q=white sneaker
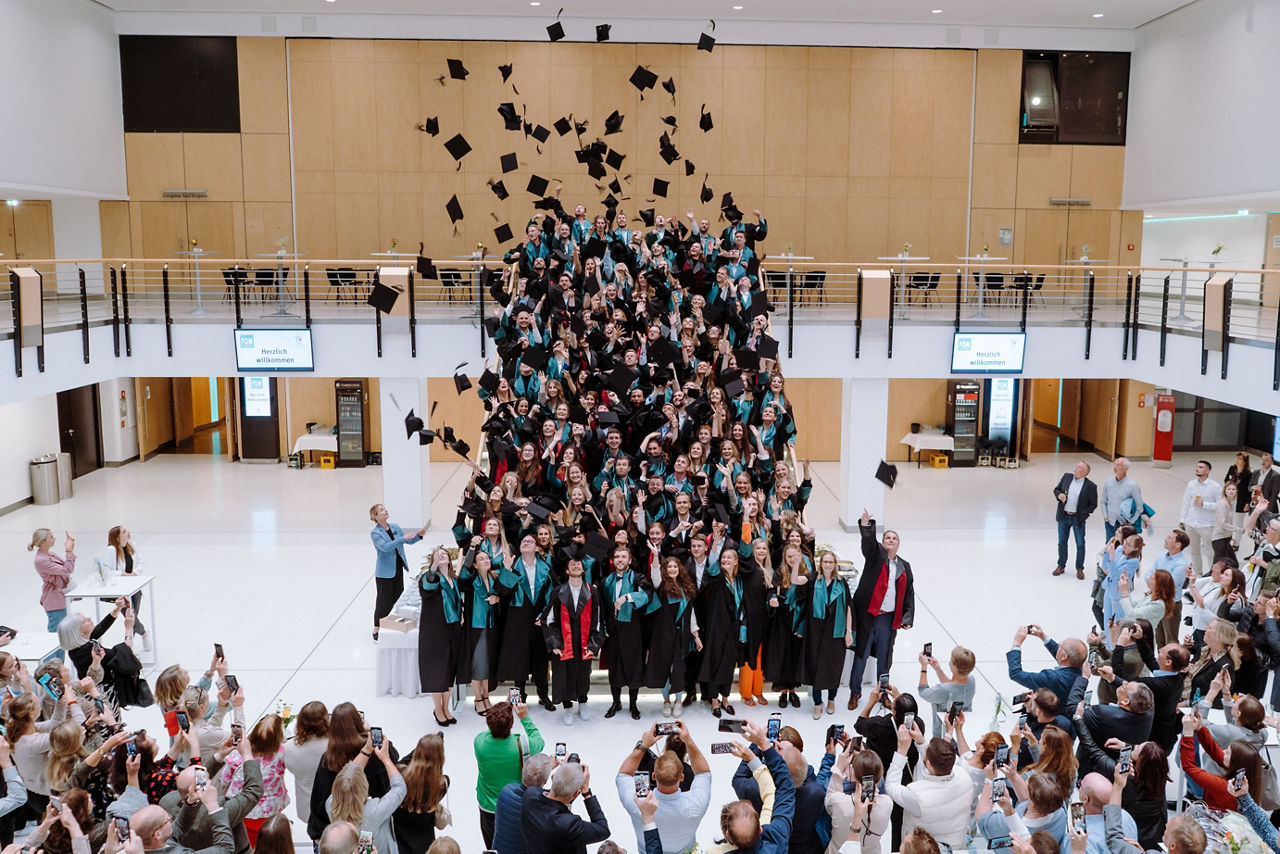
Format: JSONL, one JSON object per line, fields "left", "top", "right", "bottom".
{"left": 563, "top": 709, "right": 575, "bottom": 726}
{"left": 662, "top": 702, "right": 673, "bottom": 717}
{"left": 672, "top": 701, "right": 683, "bottom": 718}
{"left": 578, "top": 703, "right": 590, "bottom": 721}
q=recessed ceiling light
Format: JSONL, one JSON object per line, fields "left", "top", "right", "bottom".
{"left": 1092, "top": 12, "right": 1104, "bottom": 17}
{"left": 732, "top": 4, "right": 743, "bottom": 9}
{"left": 1238, "top": 209, "right": 1250, "bottom": 215}
{"left": 1030, "top": 96, "right": 1041, "bottom": 106}
{"left": 932, "top": 8, "right": 943, "bottom": 13}
{"left": 530, "top": 1, "right": 540, "bottom": 4}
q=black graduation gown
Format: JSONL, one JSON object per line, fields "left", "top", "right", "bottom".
{"left": 762, "top": 583, "right": 804, "bottom": 687}
{"left": 739, "top": 560, "right": 768, "bottom": 665}
{"left": 697, "top": 568, "right": 746, "bottom": 690}
{"left": 418, "top": 570, "right": 467, "bottom": 693}
{"left": 643, "top": 591, "right": 696, "bottom": 690}
{"left": 797, "top": 575, "right": 853, "bottom": 692}
{"left": 541, "top": 582, "right": 602, "bottom": 704}
{"left": 493, "top": 558, "right": 554, "bottom": 684}
{"left": 597, "top": 570, "right": 648, "bottom": 689}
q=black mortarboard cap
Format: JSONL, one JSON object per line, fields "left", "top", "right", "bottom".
{"left": 587, "top": 328, "right": 608, "bottom": 349}
{"left": 526, "top": 174, "right": 549, "bottom": 197}
{"left": 416, "top": 255, "right": 437, "bottom": 278}
{"left": 608, "top": 178, "right": 622, "bottom": 195}
{"left": 698, "top": 32, "right": 715, "bottom": 52}
{"left": 701, "top": 302, "right": 726, "bottom": 325}
{"left": 453, "top": 362, "right": 472, "bottom": 394}
{"left": 522, "top": 120, "right": 534, "bottom": 138}
{"left": 597, "top": 409, "right": 620, "bottom": 426}
{"left": 489, "top": 179, "right": 509, "bottom": 201}
{"left": 448, "top": 438, "right": 471, "bottom": 458}
{"left": 604, "top": 110, "right": 625, "bottom": 136}
{"left": 531, "top": 124, "right": 550, "bottom": 143}
{"left": 700, "top": 182, "right": 714, "bottom": 204}
{"left": 875, "top": 460, "right": 899, "bottom": 489}
{"left": 584, "top": 532, "right": 612, "bottom": 561}
{"left": 498, "top": 103, "right": 522, "bottom": 131}
{"left": 596, "top": 23, "right": 611, "bottom": 41}
{"left": 553, "top": 118, "right": 572, "bottom": 138}
{"left": 734, "top": 348, "right": 760, "bottom": 372}
{"left": 368, "top": 281, "right": 399, "bottom": 314}
{"left": 639, "top": 208, "right": 655, "bottom": 227}
{"left": 608, "top": 366, "right": 637, "bottom": 396}
{"left": 758, "top": 335, "right": 780, "bottom": 361}
{"left": 547, "top": 20, "right": 565, "bottom": 41}
{"left": 522, "top": 345, "right": 549, "bottom": 370}
{"left": 494, "top": 223, "right": 514, "bottom": 244}
{"left": 659, "top": 134, "right": 680, "bottom": 165}
{"left": 653, "top": 178, "right": 669, "bottom": 198}
{"left": 661, "top": 115, "right": 678, "bottom": 128}
{"left": 721, "top": 369, "right": 745, "bottom": 399}
{"left": 534, "top": 196, "right": 561, "bottom": 211}
{"left": 584, "top": 237, "right": 606, "bottom": 259}
{"left": 587, "top": 159, "right": 607, "bottom": 179}
{"left": 479, "top": 369, "right": 500, "bottom": 394}
{"left": 649, "top": 338, "right": 680, "bottom": 367}
{"left": 662, "top": 77, "right": 676, "bottom": 97}
{"left": 721, "top": 192, "right": 735, "bottom": 210}
{"left": 447, "top": 58, "right": 469, "bottom": 80}
{"left": 443, "top": 133, "right": 471, "bottom": 161}
{"left": 418, "top": 429, "right": 436, "bottom": 446}
{"left": 685, "top": 160, "right": 696, "bottom": 176}
{"left": 403, "top": 409, "right": 424, "bottom": 439}
{"left": 525, "top": 501, "right": 551, "bottom": 521}
{"left": 723, "top": 203, "right": 744, "bottom": 222}
{"left": 445, "top": 195, "right": 463, "bottom": 223}
{"left": 500, "top": 152, "right": 518, "bottom": 173}
{"left": 499, "top": 63, "right": 513, "bottom": 82}
{"left": 423, "top": 116, "right": 439, "bottom": 136}
{"left": 711, "top": 502, "right": 730, "bottom": 525}
{"left": 482, "top": 316, "right": 503, "bottom": 337}
{"left": 605, "top": 148, "right": 625, "bottom": 170}
{"left": 630, "top": 65, "right": 658, "bottom": 92}
{"left": 700, "top": 106, "right": 714, "bottom": 132}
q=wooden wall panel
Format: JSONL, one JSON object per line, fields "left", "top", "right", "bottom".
{"left": 1118, "top": 210, "right": 1144, "bottom": 270}
{"left": 973, "top": 49, "right": 1021, "bottom": 145}
{"left": 99, "top": 201, "right": 132, "bottom": 258}
{"left": 784, "top": 378, "right": 842, "bottom": 461}
{"left": 1116, "top": 379, "right": 1154, "bottom": 459}
{"left": 135, "top": 377, "right": 175, "bottom": 457}
{"left": 182, "top": 134, "right": 244, "bottom": 201}
{"left": 1031, "top": 378, "right": 1060, "bottom": 426}
{"left": 1069, "top": 145, "right": 1125, "bottom": 211}
{"left": 284, "top": 376, "right": 336, "bottom": 452}
{"left": 241, "top": 134, "right": 292, "bottom": 203}
{"left": 185, "top": 202, "right": 240, "bottom": 262}
{"left": 136, "top": 202, "right": 188, "bottom": 259}
{"left": 0, "top": 208, "right": 14, "bottom": 260}
{"left": 884, "top": 378, "right": 949, "bottom": 461}
{"left": 243, "top": 202, "right": 293, "bottom": 256}
{"left": 237, "top": 37, "right": 289, "bottom": 134}
{"left": 190, "top": 377, "right": 214, "bottom": 429}
{"left": 12, "top": 202, "right": 54, "bottom": 260}
{"left": 125, "top": 133, "right": 185, "bottom": 199}
{"left": 290, "top": 61, "right": 336, "bottom": 173}
{"left": 428, "top": 377, "right": 486, "bottom": 462}
{"left": 1015, "top": 145, "right": 1072, "bottom": 210}
{"left": 1021, "top": 208, "right": 1068, "bottom": 265}
{"left": 930, "top": 51, "right": 974, "bottom": 179}
{"left": 171, "top": 377, "right": 194, "bottom": 443}
{"left": 970, "top": 143, "right": 1017, "bottom": 209}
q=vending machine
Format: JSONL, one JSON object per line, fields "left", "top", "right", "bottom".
{"left": 334, "top": 379, "right": 367, "bottom": 468}
{"left": 946, "top": 380, "right": 982, "bottom": 467}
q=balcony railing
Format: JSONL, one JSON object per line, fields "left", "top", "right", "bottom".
{"left": 4, "top": 255, "right": 1278, "bottom": 385}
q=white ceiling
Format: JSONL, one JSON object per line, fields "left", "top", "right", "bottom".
{"left": 99, "top": 0, "right": 1197, "bottom": 31}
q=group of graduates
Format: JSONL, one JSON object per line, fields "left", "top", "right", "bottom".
{"left": 411, "top": 196, "right": 879, "bottom": 725}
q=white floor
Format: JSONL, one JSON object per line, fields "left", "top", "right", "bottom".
{"left": 0, "top": 447, "right": 1238, "bottom": 851}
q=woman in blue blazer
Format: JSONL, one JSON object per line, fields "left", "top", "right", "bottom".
{"left": 370, "top": 504, "right": 425, "bottom": 641}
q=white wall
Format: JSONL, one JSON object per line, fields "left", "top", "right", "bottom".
{"left": 0, "top": 395, "right": 61, "bottom": 511}
{"left": 97, "top": 378, "right": 139, "bottom": 465}
{"left": 52, "top": 199, "right": 106, "bottom": 294}
{"left": 0, "top": 0, "right": 127, "bottom": 200}
{"left": 1124, "top": 0, "right": 1280, "bottom": 211}
{"left": 1140, "top": 213, "right": 1269, "bottom": 300}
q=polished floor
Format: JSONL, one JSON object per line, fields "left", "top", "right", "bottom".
{"left": 0, "top": 448, "right": 1238, "bottom": 850}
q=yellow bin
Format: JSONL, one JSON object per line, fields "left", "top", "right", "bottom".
{"left": 928, "top": 452, "right": 950, "bottom": 469}
{"left": 319, "top": 454, "right": 336, "bottom": 469}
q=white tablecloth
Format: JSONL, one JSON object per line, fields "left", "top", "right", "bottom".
{"left": 375, "top": 628, "right": 423, "bottom": 697}
{"left": 292, "top": 434, "right": 337, "bottom": 455}
{"left": 900, "top": 432, "right": 955, "bottom": 452}
{"left": 4, "top": 631, "right": 61, "bottom": 663}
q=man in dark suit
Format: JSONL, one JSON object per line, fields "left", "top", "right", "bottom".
{"left": 1007, "top": 625, "right": 1086, "bottom": 712}
{"left": 1054, "top": 460, "right": 1099, "bottom": 579}
{"left": 1075, "top": 681, "right": 1155, "bottom": 778}
{"left": 1252, "top": 453, "right": 1280, "bottom": 514}
{"left": 521, "top": 760, "right": 611, "bottom": 854}
{"left": 1098, "top": 642, "right": 1189, "bottom": 753}
{"left": 848, "top": 509, "right": 915, "bottom": 710}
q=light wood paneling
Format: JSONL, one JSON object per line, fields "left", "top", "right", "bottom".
{"left": 241, "top": 134, "right": 292, "bottom": 203}
{"left": 1116, "top": 379, "right": 1154, "bottom": 459}
{"left": 99, "top": 201, "right": 132, "bottom": 258}
{"left": 1069, "top": 145, "right": 1125, "bottom": 211}
{"left": 1118, "top": 210, "right": 1144, "bottom": 271}
{"left": 884, "top": 378, "right": 949, "bottom": 461}
{"left": 969, "top": 208, "right": 1016, "bottom": 259}
{"left": 1021, "top": 208, "right": 1068, "bottom": 265}
{"left": 1079, "top": 378, "right": 1119, "bottom": 458}
{"left": 183, "top": 134, "right": 244, "bottom": 202}
{"left": 125, "top": 133, "right": 185, "bottom": 199}
{"left": 185, "top": 203, "right": 240, "bottom": 263}
{"left": 1265, "top": 214, "right": 1280, "bottom": 309}
{"left": 12, "top": 201, "right": 54, "bottom": 260}
{"left": 237, "top": 37, "right": 289, "bottom": 134}
{"left": 1031, "top": 378, "right": 1060, "bottom": 426}
{"left": 137, "top": 202, "right": 189, "bottom": 258}
{"left": 243, "top": 202, "right": 293, "bottom": 256}
{"left": 190, "top": 377, "right": 215, "bottom": 430}
{"left": 284, "top": 377, "right": 337, "bottom": 452}
{"left": 428, "top": 377, "right": 486, "bottom": 462}
{"left": 135, "top": 378, "right": 175, "bottom": 458}
{"left": 171, "top": 378, "right": 194, "bottom": 443}
{"left": 783, "top": 378, "right": 842, "bottom": 462}
{"left": 970, "top": 143, "right": 1018, "bottom": 209}
{"left": 1015, "top": 145, "right": 1072, "bottom": 210}
{"left": 0, "top": 208, "right": 15, "bottom": 260}
{"left": 1060, "top": 378, "right": 1081, "bottom": 441}
{"left": 973, "top": 49, "right": 1021, "bottom": 145}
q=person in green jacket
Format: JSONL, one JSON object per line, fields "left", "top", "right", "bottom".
{"left": 473, "top": 700, "right": 543, "bottom": 848}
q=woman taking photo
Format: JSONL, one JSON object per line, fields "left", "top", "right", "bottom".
{"left": 1100, "top": 533, "right": 1143, "bottom": 643}
{"left": 327, "top": 735, "right": 406, "bottom": 854}
{"left": 418, "top": 547, "right": 465, "bottom": 727}
{"left": 1179, "top": 706, "right": 1261, "bottom": 810}
{"left": 91, "top": 526, "right": 149, "bottom": 650}
{"left": 31, "top": 529, "right": 76, "bottom": 632}
{"left": 370, "top": 505, "right": 425, "bottom": 642}
{"left": 217, "top": 714, "right": 290, "bottom": 846}
{"left": 8, "top": 668, "right": 84, "bottom": 817}
{"left": 798, "top": 551, "right": 854, "bottom": 718}
{"left": 643, "top": 557, "right": 702, "bottom": 717}
{"left": 459, "top": 544, "right": 501, "bottom": 716}
{"left": 1116, "top": 569, "right": 1175, "bottom": 645}
{"left": 1187, "top": 618, "right": 1239, "bottom": 709}
{"left": 307, "top": 702, "right": 398, "bottom": 841}
{"left": 283, "top": 700, "right": 329, "bottom": 825}
{"left": 393, "top": 733, "right": 449, "bottom": 854}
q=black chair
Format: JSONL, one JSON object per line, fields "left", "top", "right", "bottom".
{"left": 1031, "top": 273, "right": 1046, "bottom": 307}
{"left": 924, "top": 271, "right": 941, "bottom": 306}
{"left": 908, "top": 272, "right": 931, "bottom": 305}
{"left": 325, "top": 268, "right": 344, "bottom": 302}
{"left": 253, "top": 268, "right": 276, "bottom": 303}
{"left": 764, "top": 271, "right": 788, "bottom": 304}
{"left": 439, "top": 269, "right": 466, "bottom": 304}
{"left": 221, "top": 268, "right": 247, "bottom": 303}
{"left": 802, "top": 270, "right": 826, "bottom": 306}
{"left": 984, "top": 272, "right": 1006, "bottom": 308}
{"left": 336, "top": 268, "right": 364, "bottom": 301}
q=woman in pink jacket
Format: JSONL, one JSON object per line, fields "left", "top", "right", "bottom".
{"left": 30, "top": 528, "right": 76, "bottom": 631}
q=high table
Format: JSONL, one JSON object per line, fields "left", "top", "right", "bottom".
{"left": 5, "top": 631, "right": 62, "bottom": 664}
{"left": 69, "top": 575, "right": 158, "bottom": 665}
{"left": 900, "top": 431, "right": 954, "bottom": 468}
{"left": 877, "top": 254, "right": 931, "bottom": 312}
{"left": 176, "top": 249, "right": 217, "bottom": 316}
{"left": 957, "top": 254, "right": 1007, "bottom": 320}
{"left": 291, "top": 432, "right": 338, "bottom": 465}
{"left": 253, "top": 251, "right": 305, "bottom": 318}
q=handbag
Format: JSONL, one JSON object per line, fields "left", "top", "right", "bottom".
{"left": 1257, "top": 744, "right": 1280, "bottom": 812}
{"left": 434, "top": 798, "right": 452, "bottom": 830}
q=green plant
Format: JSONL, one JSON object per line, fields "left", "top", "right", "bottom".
{"left": 1212, "top": 244, "right": 1225, "bottom": 256}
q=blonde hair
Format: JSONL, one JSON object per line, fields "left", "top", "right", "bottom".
{"left": 950, "top": 646, "right": 977, "bottom": 676}
{"left": 28, "top": 528, "right": 52, "bottom": 551}
{"left": 1211, "top": 620, "right": 1242, "bottom": 668}
{"left": 45, "top": 720, "right": 86, "bottom": 792}
{"left": 328, "top": 763, "right": 370, "bottom": 827}
{"left": 426, "top": 839, "right": 461, "bottom": 854}
{"left": 180, "top": 685, "right": 209, "bottom": 721}
{"left": 369, "top": 504, "right": 384, "bottom": 522}
{"left": 154, "top": 665, "right": 191, "bottom": 712}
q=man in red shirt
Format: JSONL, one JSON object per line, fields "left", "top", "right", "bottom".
{"left": 847, "top": 509, "right": 915, "bottom": 710}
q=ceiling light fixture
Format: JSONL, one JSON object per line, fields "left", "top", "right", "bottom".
{"left": 1092, "top": 12, "right": 1103, "bottom": 17}
{"left": 530, "top": 2, "right": 540, "bottom": 5}
{"left": 932, "top": 8, "right": 942, "bottom": 13}
{"left": 732, "top": 5, "right": 744, "bottom": 9}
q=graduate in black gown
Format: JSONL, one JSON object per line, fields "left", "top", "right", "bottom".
{"left": 493, "top": 534, "right": 556, "bottom": 711}
{"left": 798, "top": 550, "right": 854, "bottom": 718}
{"left": 542, "top": 556, "right": 602, "bottom": 721}
{"left": 762, "top": 542, "right": 806, "bottom": 709}
{"left": 597, "top": 544, "right": 651, "bottom": 719}
{"left": 459, "top": 544, "right": 502, "bottom": 716}
{"left": 643, "top": 555, "right": 702, "bottom": 716}
{"left": 698, "top": 547, "right": 746, "bottom": 717}
{"left": 418, "top": 546, "right": 465, "bottom": 727}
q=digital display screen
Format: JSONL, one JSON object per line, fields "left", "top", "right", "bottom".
{"left": 951, "top": 332, "right": 1026, "bottom": 374}
{"left": 234, "top": 329, "right": 314, "bottom": 373}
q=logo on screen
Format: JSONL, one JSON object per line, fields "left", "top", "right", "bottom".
{"left": 957, "top": 337, "right": 972, "bottom": 351}
{"left": 239, "top": 334, "right": 254, "bottom": 348}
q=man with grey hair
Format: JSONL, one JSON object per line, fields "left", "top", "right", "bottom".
{"left": 1076, "top": 682, "right": 1154, "bottom": 778}
{"left": 1248, "top": 517, "right": 1280, "bottom": 592}
{"left": 1101, "top": 457, "right": 1144, "bottom": 541}
{"left": 522, "top": 760, "right": 610, "bottom": 854}
{"left": 493, "top": 754, "right": 554, "bottom": 854}
{"left": 318, "top": 822, "right": 361, "bottom": 854}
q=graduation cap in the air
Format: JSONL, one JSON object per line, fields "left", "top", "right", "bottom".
{"left": 452, "top": 362, "right": 472, "bottom": 394}
{"left": 596, "top": 409, "right": 621, "bottom": 427}
{"left": 605, "top": 148, "right": 625, "bottom": 170}
{"left": 658, "top": 132, "right": 680, "bottom": 165}
{"left": 583, "top": 237, "right": 606, "bottom": 259}
{"left": 481, "top": 316, "right": 503, "bottom": 338}
{"left": 698, "top": 32, "right": 716, "bottom": 52}
{"left": 662, "top": 77, "right": 677, "bottom": 98}
{"left": 604, "top": 110, "right": 625, "bottom": 135}
{"left": 685, "top": 160, "right": 697, "bottom": 176}
{"left": 630, "top": 65, "right": 658, "bottom": 94}
{"left": 534, "top": 196, "right": 561, "bottom": 212}
{"left": 734, "top": 347, "right": 760, "bottom": 372}
{"left": 526, "top": 174, "right": 549, "bottom": 196}
{"left": 638, "top": 208, "right": 655, "bottom": 227}
{"left": 488, "top": 179, "right": 509, "bottom": 201}
{"left": 478, "top": 369, "right": 501, "bottom": 394}
{"left": 700, "top": 181, "right": 714, "bottom": 204}
{"left": 661, "top": 115, "right": 678, "bottom": 129}
{"left": 498, "top": 103, "right": 522, "bottom": 132}
{"left": 547, "top": 20, "right": 565, "bottom": 41}
{"left": 721, "top": 369, "right": 745, "bottom": 399}
{"left": 596, "top": 23, "right": 611, "bottom": 41}
{"left": 403, "top": 409, "right": 425, "bottom": 439}
{"left": 447, "top": 435, "right": 471, "bottom": 458}
{"left": 875, "top": 460, "right": 899, "bottom": 489}
{"left": 554, "top": 116, "right": 573, "bottom": 136}
{"left": 531, "top": 124, "right": 550, "bottom": 143}
{"left": 758, "top": 334, "right": 780, "bottom": 361}
{"left": 443, "top": 133, "right": 471, "bottom": 161}
{"left": 445, "top": 195, "right": 464, "bottom": 223}
{"left": 499, "top": 63, "right": 514, "bottom": 83}
{"left": 649, "top": 338, "right": 680, "bottom": 367}
{"left": 723, "top": 203, "right": 744, "bottom": 222}
{"left": 607, "top": 366, "right": 637, "bottom": 396}
{"left": 522, "top": 344, "right": 549, "bottom": 370}
{"left": 419, "top": 116, "right": 440, "bottom": 136}
{"left": 653, "top": 178, "right": 669, "bottom": 198}
{"left": 447, "top": 58, "right": 469, "bottom": 80}
{"left": 701, "top": 302, "right": 727, "bottom": 325}
{"left": 417, "top": 428, "right": 437, "bottom": 447}
{"left": 524, "top": 500, "right": 552, "bottom": 521}
{"left": 367, "top": 281, "right": 399, "bottom": 314}
{"left": 416, "top": 252, "right": 437, "bottom": 279}
{"left": 700, "top": 106, "right": 714, "bottom": 132}
{"left": 587, "top": 159, "right": 607, "bottom": 180}
{"left": 584, "top": 532, "right": 612, "bottom": 561}
{"left": 500, "top": 152, "right": 518, "bottom": 173}
{"left": 494, "top": 223, "right": 514, "bottom": 244}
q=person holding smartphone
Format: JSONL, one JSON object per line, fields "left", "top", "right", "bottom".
{"left": 369, "top": 504, "right": 426, "bottom": 642}
{"left": 93, "top": 525, "right": 150, "bottom": 651}
{"left": 327, "top": 733, "right": 406, "bottom": 854}
{"left": 825, "top": 742, "right": 890, "bottom": 853}
{"left": 614, "top": 721, "right": 711, "bottom": 854}
{"left": 882, "top": 723, "right": 973, "bottom": 850}
{"left": 1178, "top": 705, "right": 1262, "bottom": 811}
{"left": 474, "top": 701, "right": 544, "bottom": 847}
{"left": 30, "top": 528, "right": 77, "bottom": 633}
{"left": 7, "top": 680, "right": 83, "bottom": 817}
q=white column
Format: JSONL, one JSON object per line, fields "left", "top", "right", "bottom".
{"left": 51, "top": 199, "right": 104, "bottom": 294}
{"left": 378, "top": 377, "right": 431, "bottom": 530}
{"left": 838, "top": 377, "right": 890, "bottom": 532}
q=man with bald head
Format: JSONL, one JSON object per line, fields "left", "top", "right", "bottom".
{"left": 1080, "top": 773, "right": 1138, "bottom": 854}
{"left": 318, "top": 821, "right": 361, "bottom": 854}
{"left": 132, "top": 775, "right": 233, "bottom": 854}
{"left": 1007, "top": 624, "right": 1086, "bottom": 712}
{"left": 158, "top": 736, "right": 262, "bottom": 854}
